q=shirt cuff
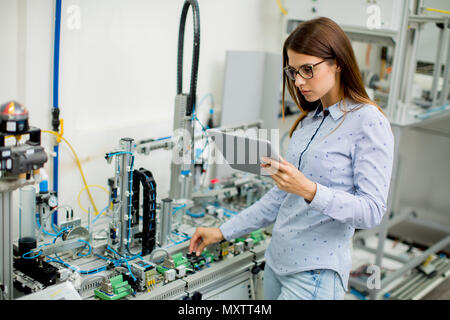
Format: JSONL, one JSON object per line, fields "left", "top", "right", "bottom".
{"left": 305, "top": 182, "right": 333, "bottom": 212}
{"left": 219, "top": 220, "right": 234, "bottom": 241}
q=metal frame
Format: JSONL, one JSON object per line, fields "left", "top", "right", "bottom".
{"left": 1, "top": 192, "right": 13, "bottom": 300}
{"left": 350, "top": 0, "right": 450, "bottom": 300}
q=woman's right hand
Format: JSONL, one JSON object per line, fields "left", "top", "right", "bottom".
{"left": 189, "top": 227, "right": 225, "bottom": 256}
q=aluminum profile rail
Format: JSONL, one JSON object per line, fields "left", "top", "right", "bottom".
{"left": 183, "top": 251, "right": 254, "bottom": 292}
{"left": 135, "top": 279, "right": 188, "bottom": 300}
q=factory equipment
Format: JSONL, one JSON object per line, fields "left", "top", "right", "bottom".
{"left": 169, "top": 0, "right": 201, "bottom": 203}
{"left": 283, "top": 0, "right": 450, "bottom": 300}
{"left": 3, "top": 0, "right": 275, "bottom": 301}
{"left": 14, "top": 0, "right": 450, "bottom": 302}
{"left": 105, "top": 137, "right": 136, "bottom": 257}
{"left": 0, "top": 101, "right": 48, "bottom": 300}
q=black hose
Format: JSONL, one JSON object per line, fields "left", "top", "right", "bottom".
{"left": 177, "top": 0, "right": 200, "bottom": 116}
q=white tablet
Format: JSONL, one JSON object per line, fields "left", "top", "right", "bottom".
{"left": 207, "top": 129, "right": 280, "bottom": 176}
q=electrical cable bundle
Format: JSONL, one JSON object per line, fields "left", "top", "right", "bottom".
{"left": 177, "top": 0, "right": 200, "bottom": 117}
{"left": 132, "top": 168, "right": 157, "bottom": 256}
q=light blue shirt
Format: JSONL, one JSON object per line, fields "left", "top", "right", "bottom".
{"left": 220, "top": 99, "right": 394, "bottom": 291}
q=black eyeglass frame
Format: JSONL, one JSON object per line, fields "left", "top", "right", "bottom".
{"left": 283, "top": 59, "right": 328, "bottom": 80}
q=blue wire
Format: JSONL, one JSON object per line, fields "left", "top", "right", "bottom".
{"left": 172, "top": 204, "right": 186, "bottom": 215}
{"left": 22, "top": 250, "right": 42, "bottom": 259}
{"left": 222, "top": 207, "right": 238, "bottom": 215}
{"left": 45, "top": 244, "right": 142, "bottom": 277}
{"left": 170, "top": 238, "right": 189, "bottom": 245}
{"left": 76, "top": 239, "right": 92, "bottom": 257}
{"left": 46, "top": 255, "right": 108, "bottom": 275}
{"left": 125, "top": 260, "right": 137, "bottom": 281}
{"left": 192, "top": 112, "right": 209, "bottom": 163}
{"left": 190, "top": 94, "right": 215, "bottom": 163}
{"left": 51, "top": 222, "right": 59, "bottom": 234}
{"left": 36, "top": 215, "right": 71, "bottom": 238}
{"left": 52, "top": 0, "right": 62, "bottom": 226}
{"left": 105, "top": 151, "right": 133, "bottom": 158}
{"left": 186, "top": 209, "right": 205, "bottom": 218}
{"left": 92, "top": 204, "right": 110, "bottom": 224}
{"left": 155, "top": 136, "right": 172, "bottom": 141}
{"left": 197, "top": 93, "right": 215, "bottom": 110}
{"left": 107, "top": 245, "right": 123, "bottom": 258}
{"left": 95, "top": 254, "right": 111, "bottom": 262}
{"left": 172, "top": 231, "right": 191, "bottom": 239}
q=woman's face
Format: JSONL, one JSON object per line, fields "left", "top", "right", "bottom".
{"left": 287, "top": 49, "right": 340, "bottom": 103}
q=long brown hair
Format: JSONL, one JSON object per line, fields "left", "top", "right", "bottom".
{"left": 282, "top": 17, "right": 384, "bottom": 137}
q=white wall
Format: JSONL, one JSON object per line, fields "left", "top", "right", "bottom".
{"left": 1, "top": 0, "right": 448, "bottom": 244}
{"left": 0, "top": 0, "right": 18, "bottom": 101}
{"left": 396, "top": 128, "right": 450, "bottom": 227}
{"left": 0, "top": 0, "right": 285, "bottom": 239}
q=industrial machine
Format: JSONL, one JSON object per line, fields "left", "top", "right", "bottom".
{"left": 0, "top": 101, "right": 48, "bottom": 300}
{"left": 3, "top": 0, "right": 448, "bottom": 301}
{"left": 1, "top": 0, "right": 274, "bottom": 301}
{"left": 282, "top": 0, "right": 450, "bottom": 300}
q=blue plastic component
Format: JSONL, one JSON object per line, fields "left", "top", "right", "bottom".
{"left": 52, "top": 0, "right": 62, "bottom": 226}
{"left": 39, "top": 180, "right": 49, "bottom": 193}
{"left": 195, "top": 148, "right": 203, "bottom": 159}
{"left": 350, "top": 288, "right": 366, "bottom": 300}
{"left": 181, "top": 170, "right": 190, "bottom": 176}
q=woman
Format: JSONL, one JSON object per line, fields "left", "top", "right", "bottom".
{"left": 188, "top": 17, "right": 394, "bottom": 300}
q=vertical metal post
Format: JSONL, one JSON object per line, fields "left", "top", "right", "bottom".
{"left": 439, "top": 18, "right": 450, "bottom": 106}
{"left": 1, "top": 192, "right": 13, "bottom": 300}
{"left": 170, "top": 94, "right": 195, "bottom": 201}
{"left": 118, "top": 138, "right": 134, "bottom": 255}
{"left": 170, "top": 94, "right": 189, "bottom": 200}
{"left": 430, "top": 26, "right": 445, "bottom": 107}
{"left": 387, "top": 0, "right": 410, "bottom": 121}
{"left": 87, "top": 207, "right": 92, "bottom": 243}
{"left": 401, "top": 20, "right": 421, "bottom": 122}
{"left": 159, "top": 198, "right": 173, "bottom": 247}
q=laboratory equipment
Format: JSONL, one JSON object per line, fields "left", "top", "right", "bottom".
{"left": 18, "top": 186, "right": 37, "bottom": 258}
{"left": 0, "top": 101, "right": 48, "bottom": 300}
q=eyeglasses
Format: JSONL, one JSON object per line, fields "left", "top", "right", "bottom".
{"left": 284, "top": 60, "right": 327, "bottom": 80}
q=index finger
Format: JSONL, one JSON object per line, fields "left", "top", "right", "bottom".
{"left": 189, "top": 230, "right": 202, "bottom": 253}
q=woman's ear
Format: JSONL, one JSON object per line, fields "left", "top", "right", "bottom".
{"left": 333, "top": 59, "right": 341, "bottom": 72}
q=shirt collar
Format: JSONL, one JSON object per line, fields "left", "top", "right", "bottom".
{"left": 312, "top": 98, "right": 354, "bottom": 121}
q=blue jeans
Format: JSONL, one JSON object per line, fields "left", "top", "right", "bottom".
{"left": 263, "top": 264, "right": 346, "bottom": 300}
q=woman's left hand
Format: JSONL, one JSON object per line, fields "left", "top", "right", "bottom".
{"left": 261, "top": 156, "right": 317, "bottom": 202}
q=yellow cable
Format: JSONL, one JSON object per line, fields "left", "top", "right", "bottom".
{"left": 425, "top": 7, "right": 450, "bottom": 15}
{"left": 77, "top": 184, "right": 111, "bottom": 215}
{"left": 42, "top": 130, "right": 99, "bottom": 214}
{"left": 276, "top": 0, "right": 288, "bottom": 15}
{"left": 57, "top": 119, "right": 64, "bottom": 143}
{"left": 423, "top": 255, "right": 433, "bottom": 267}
